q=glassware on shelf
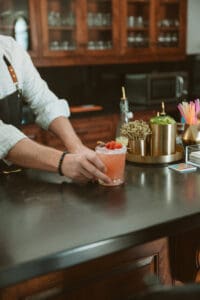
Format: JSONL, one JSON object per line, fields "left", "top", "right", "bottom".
{"left": 127, "top": 15, "right": 146, "bottom": 28}
{"left": 127, "top": 16, "right": 135, "bottom": 27}
{"left": 87, "top": 12, "right": 111, "bottom": 27}
{"left": 87, "top": 40, "right": 96, "bottom": 50}
{"left": 127, "top": 32, "right": 135, "bottom": 47}
{"left": 60, "top": 40, "right": 69, "bottom": 50}
{"left": 48, "top": 11, "right": 75, "bottom": 27}
{"left": 127, "top": 32, "right": 148, "bottom": 48}
{"left": 87, "top": 40, "right": 112, "bottom": 50}
{"left": 102, "top": 13, "right": 111, "bottom": 26}
{"left": 171, "top": 33, "right": 178, "bottom": 45}
{"left": 49, "top": 40, "right": 76, "bottom": 51}
{"left": 49, "top": 40, "right": 60, "bottom": 50}
{"left": 65, "top": 11, "right": 76, "bottom": 26}
{"left": 158, "top": 18, "right": 180, "bottom": 28}
{"left": 48, "top": 11, "right": 60, "bottom": 26}
{"left": 136, "top": 16, "right": 144, "bottom": 27}
{"left": 157, "top": 32, "right": 179, "bottom": 47}
{"left": 87, "top": 12, "right": 95, "bottom": 27}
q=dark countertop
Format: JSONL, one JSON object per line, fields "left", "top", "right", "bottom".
{"left": 1, "top": 163, "right": 200, "bottom": 288}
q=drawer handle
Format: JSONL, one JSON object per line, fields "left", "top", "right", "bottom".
{"left": 23, "top": 286, "right": 63, "bottom": 300}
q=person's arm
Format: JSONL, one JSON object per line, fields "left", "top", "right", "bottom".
{"left": 6, "top": 138, "right": 61, "bottom": 173}
{"left": 48, "top": 116, "right": 113, "bottom": 183}
{"left": 48, "top": 116, "right": 83, "bottom": 153}
{"left": 6, "top": 38, "right": 111, "bottom": 184}
{"left": 6, "top": 137, "right": 111, "bottom": 184}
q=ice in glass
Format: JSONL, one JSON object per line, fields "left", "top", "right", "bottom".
{"left": 95, "top": 141, "right": 127, "bottom": 186}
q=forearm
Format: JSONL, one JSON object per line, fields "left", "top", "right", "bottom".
{"left": 6, "top": 138, "right": 62, "bottom": 173}
{"left": 5, "top": 132, "right": 111, "bottom": 185}
{"left": 49, "top": 116, "right": 83, "bottom": 153}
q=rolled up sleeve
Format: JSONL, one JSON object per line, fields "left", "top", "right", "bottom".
{"left": 13, "top": 41, "right": 70, "bottom": 130}
{"left": 27, "top": 81, "right": 70, "bottom": 130}
{"left": 0, "top": 121, "right": 27, "bottom": 159}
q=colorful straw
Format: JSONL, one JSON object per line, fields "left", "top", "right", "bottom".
{"left": 177, "top": 99, "right": 200, "bottom": 125}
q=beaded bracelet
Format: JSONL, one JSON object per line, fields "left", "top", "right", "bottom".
{"left": 58, "top": 151, "right": 68, "bottom": 176}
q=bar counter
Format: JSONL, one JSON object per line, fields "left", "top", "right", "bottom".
{"left": 0, "top": 163, "right": 200, "bottom": 288}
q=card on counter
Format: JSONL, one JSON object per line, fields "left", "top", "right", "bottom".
{"left": 168, "top": 163, "right": 197, "bottom": 173}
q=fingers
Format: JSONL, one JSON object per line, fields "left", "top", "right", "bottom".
{"left": 85, "top": 151, "right": 106, "bottom": 173}
{"left": 81, "top": 156, "right": 111, "bottom": 184}
{"left": 62, "top": 151, "right": 111, "bottom": 184}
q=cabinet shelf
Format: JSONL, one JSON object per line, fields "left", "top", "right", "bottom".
{"left": 88, "top": 26, "right": 112, "bottom": 31}
{"left": 0, "top": 25, "right": 30, "bottom": 30}
{"left": 158, "top": 27, "right": 179, "bottom": 32}
{"left": 127, "top": 27, "right": 148, "bottom": 32}
{"left": 127, "top": 0, "right": 149, "bottom": 3}
{"left": 48, "top": 26, "right": 75, "bottom": 31}
{"left": 160, "top": 0, "right": 180, "bottom": 4}
{"left": 88, "top": 0, "right": 111, "bottom": 2}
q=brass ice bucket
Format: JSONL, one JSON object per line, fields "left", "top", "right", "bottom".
{"left": 182, "top": 124, "right": 200, "bottom": 146}
{"left": 128, "top": 134, "right": 151, "bottom": 156}
{"left": 150, "top": 123, "right": 177, "bottom": 156}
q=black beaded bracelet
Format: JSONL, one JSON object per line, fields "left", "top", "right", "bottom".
{"left": 58, "top": 151, "right": 68, "bottom": 176}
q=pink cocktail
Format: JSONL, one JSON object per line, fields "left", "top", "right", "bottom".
{"left": 95, "top": 144, "right": 127, "bottom": 186}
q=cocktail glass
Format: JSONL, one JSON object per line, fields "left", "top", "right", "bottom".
{"left": 95, "top": 145, "right": 127, "bottom": 186}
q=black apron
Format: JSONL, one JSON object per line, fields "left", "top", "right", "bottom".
{"left": 0, "top": 55, "right": 23, "bottom": 174}
{"left": 0, "top": 55, "right": 22, "bottom": 127}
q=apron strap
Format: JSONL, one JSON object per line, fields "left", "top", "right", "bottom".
{"left": 3, "top": 55, "right": 22, "bottom": 97}
{"left": 3, "top": 55, "right": 18, "bottom": 83}
{"left": 0, "top": 55, "right": 23, "bottom": 127}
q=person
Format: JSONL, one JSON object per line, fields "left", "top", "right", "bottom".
{"left": 0, "top": 35, "right": 111, "bottom": 184}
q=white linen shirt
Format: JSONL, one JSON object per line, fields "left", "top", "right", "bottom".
{"left": 0, "top": 35, "right": 70, "bottom": 159}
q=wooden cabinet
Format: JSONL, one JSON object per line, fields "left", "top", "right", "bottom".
{"left": 0, "top": 238, "right": 172, "bottom": 300}
{"left": 70, "top": 114, "right": 118, "bottom": 149}
{"left": 170, "top": 229, "right": 200, "bottom": 284}
{"left": 37, "top": 0, "right": 187, "bottom": 66}
{"left": 0, "top": 0, "right": 40, "bottom": 58}
{"left": 21, "top": 114, "right": 118, "bottom": 150}
{"left": 0, "top": 0, "right": 187, "bottom": 66}
{"left": 134, "top": 109, "right": 157, "bottom": 122}
{"left": 120, "top": 0, "right": 187, "bottom": 62}
{"left": 40, "top": 0, "right": 119, "bottom": 58}
{"left": 21, "top": 123, "right": 44, "bottom": 144}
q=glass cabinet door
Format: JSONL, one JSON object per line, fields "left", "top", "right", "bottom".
{"left": 120, "top": 0, "right": 186, "bottom": 58}
{"left": 44, "top": 0, "right": 77, "bottom": 53}
{"left": 121, "top": 0, "right": 151, "bottom": 55}
{"left": 156, "top": 0, "right": 182, "bottom": 50}
{"left": 41, "top": 0, "right": 118, "bottom": 57}
{"left": 86, "top": 0, "right": 117, "bottom": 53}
{"left": 0, "top": 0, "right": 37, "bottom": 54}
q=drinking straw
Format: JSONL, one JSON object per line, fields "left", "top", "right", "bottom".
{"left": 177, "top": 103, "right": 186, "bottom": 121}
{"left": 177, "top": 100, "right": 200, "bottom": 125}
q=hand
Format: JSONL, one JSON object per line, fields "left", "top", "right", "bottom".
{"left": 61, "top": 146, "right": 112, "bottom": 184}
